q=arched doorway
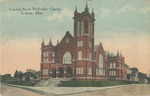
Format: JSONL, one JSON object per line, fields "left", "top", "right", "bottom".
{"left": 52, "top": 68, "right": 56, "bottom": 78}
{"left": 58, "top": 67, "right": 64, "bottom": 78}
{"left": 66, "top": 67, "right": 72, "bottom": 77}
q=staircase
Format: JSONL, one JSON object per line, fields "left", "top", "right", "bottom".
{"left": 34, "top": 78, "right": 72, "bottom": 87}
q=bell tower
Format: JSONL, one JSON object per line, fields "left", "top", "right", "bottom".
{"left": 73, "top": 3, "right": 96, "bottom": 80}
{"left": 73, "top": 3, "right": 95, "bottom": 38}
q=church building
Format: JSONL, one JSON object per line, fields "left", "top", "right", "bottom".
{"left": 40, "top": 4, "right": 128, "bottom": 81}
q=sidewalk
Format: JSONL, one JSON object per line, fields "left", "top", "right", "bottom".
{"left": 2, "top": 83, "right": 149, "bottom": 96}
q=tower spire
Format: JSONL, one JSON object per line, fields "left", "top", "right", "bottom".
{"left": 49, "top": 37, "right": 52, "bottom": 45}
{"left": 85, "top": 2, "right": 89, "bottom": 12}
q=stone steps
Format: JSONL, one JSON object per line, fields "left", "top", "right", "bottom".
{"left": 34, "top": 78, "right": 72, "bottom": 87}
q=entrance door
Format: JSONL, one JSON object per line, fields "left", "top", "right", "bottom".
{"left": 58, "top": 67, "right": 64, "bottom": 78}
{"left": 52, "top": 68, "right": 56, "bottom": 78}
{"left": 66, "top": 67, "right": 72, "bottom": 77}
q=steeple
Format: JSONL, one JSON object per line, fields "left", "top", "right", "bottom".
{"left": 75, "top": 6, "right": 78, "bottom": 13}
{"left": 85, "top": 2, "right": 89, "bottom": 12}
{"left": 117, "top": 49, "right": 119, "bottom": 56}
{"left": 49, "top": 37, "right": 52, "bottom": 45}
{"left": 41, "top": 38, "right": 45, "bottom": 46}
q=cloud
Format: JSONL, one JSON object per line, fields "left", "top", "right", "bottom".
{"left": 100, "top": 7, "right": 111, "bottom": 18}
{"left": 138, "top": 7, "right": 150, "bottom": 13}
{"left": 112, "top": 27, "right": 133, "bottom": 31}
{"left": 117, "top": 4, "right": 136, "bottom": 13}
{"left": 46, "top": 8, "right": 73, "bottom": 21}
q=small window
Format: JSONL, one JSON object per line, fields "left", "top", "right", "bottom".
{"left": 52, "top": 52, "right": 55, "bottom": 57}
{"left": 46, "top": 52, "right": 49, "bottom": 57}
{"left": 81, "top": 67, "right": 83, "bottom": 74}
{"left": 99, "top": 69, "right": 103, "bottom": 75}
{"left": 76, "top": 68, "right": 78, "bottom": 74}
{"left": 80, "top": 41, "right": 83, "bottom": 47}
{"left": 78, "top": 41, "right": 83, "bottom": 47}
{"left": 78, "top": 51, "right": 82, "bottom": 60}
{"left": 89, "top": 41, "right": 92, "bottom": 48}
{"left": 88, "top": 68, "right": 92, "bottom": 74}
{"left": 89, "top": 52, "right": 91, "bottom": 60}
{"left": 66, "top": 38, "right": 69, "bottom": 43}
{"left": 96, "top": 68, "right": 99, "bottom": 75}
{"left": 110, "top": 63, "right": 113, "bottom": 68}
{"left": 113, "top": 62, "right": 116, "bottom": 68}
{"left": 53, "top": 58, "right": 55, "bottom": 63}
{"left": 43, "top": 52, "right": 45, "bottom": 57}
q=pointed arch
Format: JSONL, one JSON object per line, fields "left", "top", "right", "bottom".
{"left": 99, "top": 54, "right": 103, "bottom": 68}
{"left": 63, "top": 52, "right": 72, "bottom": 64}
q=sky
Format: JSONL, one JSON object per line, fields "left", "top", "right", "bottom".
{"left": 0, "top": 0, "right": 150, "bottom": 76}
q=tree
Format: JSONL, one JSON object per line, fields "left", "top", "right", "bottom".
{"left": 25, "top": 76, "right": 30, "bottom": 81}
{"left": 18, "top": 71, "right": 23, "bottom": 80}
{"left": 14, "top": 70, "right": 19, "bottom": 78}
{"left": 138, "top": 72, "right": 147, "bottom": 82}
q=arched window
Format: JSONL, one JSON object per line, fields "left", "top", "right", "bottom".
{"left": 81, "top": 20, "right": 84, "bottom": 36}
{"left": 78, "top": 51, "right": 82, "bottom": 60}
{"left": 99, "top": 54, "right": 103, "bottom": 68}
{"left": 63, "top": 52, "right": 72, "bottom": 64}
{"left": 77, "top": 21, "right": 80, "bottom": 37}
{"left": 89, "top": 52, "right": 91, "bottom": 60}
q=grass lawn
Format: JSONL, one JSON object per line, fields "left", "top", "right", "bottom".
{"left": 59, "top": 80, "right": 140, "bottom": 87}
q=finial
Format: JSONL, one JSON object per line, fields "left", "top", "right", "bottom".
{"left": 75, "top": 6, "right": 77, "bottom": 12}
{"left": 117, "top": 49, "right": 119, "bottom": 56}
{"left": 120, "top": 51, "right": 122, "bottom": 57}
{"left": 42, "top": 38, "right": 45, "bottom": 46}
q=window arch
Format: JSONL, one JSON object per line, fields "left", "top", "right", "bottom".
{"left": 81, "top": 20, "right": 84, "bottom": 36}
{"left": 78, "top": 51, "right": 82, "bottom": 60}
{"left": 99, "top": 54, "right": 103, "bottom": 68}
{"left": 63, "top": 52, "right": 72, "bottom": 64}
{"left": 77, "top": 21, "right": 80, "bottom": 37}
